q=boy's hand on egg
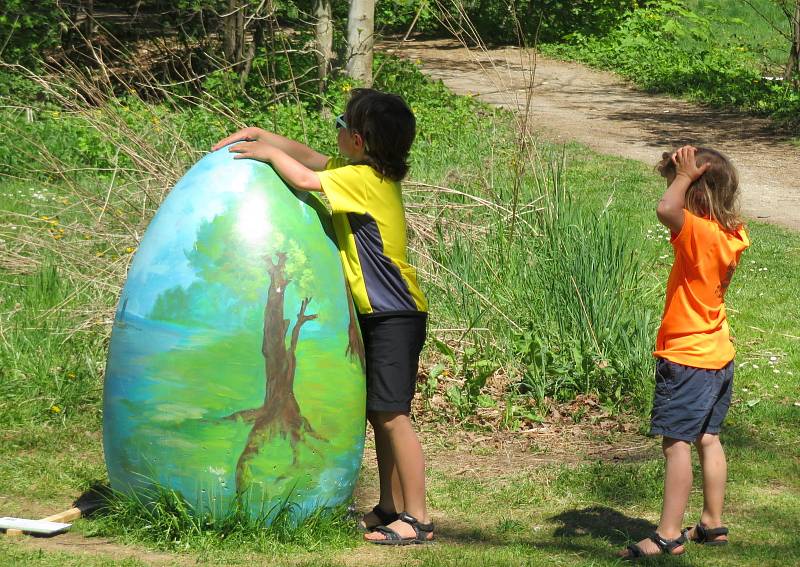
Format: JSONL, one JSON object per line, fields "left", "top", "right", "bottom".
{"left": 229, "top": 140, "right": 274, "bottom": 163}
{"left": 211, "top": 127, "right": 265, "bottom": 152}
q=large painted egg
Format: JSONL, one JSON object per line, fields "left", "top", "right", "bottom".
{"left": 103, "top": 148, "right": 366, "bottom": 523}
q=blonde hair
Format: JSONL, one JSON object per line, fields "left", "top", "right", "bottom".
{"left": 657, "top": 147, "right": 743, "bottom": 232}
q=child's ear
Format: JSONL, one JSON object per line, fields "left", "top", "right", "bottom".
{"left": 353, "top": 132, "right": 364, "bottom": 150}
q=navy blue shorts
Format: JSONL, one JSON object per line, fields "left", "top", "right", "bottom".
{"left": 650, "top": 358, "right": 734, "bottom": 442}
{"left": 358, "top": 313, "right": 427, "bottom": 413}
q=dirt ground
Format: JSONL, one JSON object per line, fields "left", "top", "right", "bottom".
{"left": 384, "top": 38, "right": 800, "bottom": 231}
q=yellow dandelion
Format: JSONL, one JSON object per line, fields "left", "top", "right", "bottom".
{"left": 50, "top": 405, "right": 61, "bottom": 413}
{"left": 67, "top": 372, "right": 76, "bottom": 379}
{"left": 40, "top": 215, "right": 50, "bottom": 220}
{"left": 125, "top": 246, "right": 136, "bottom": 254}
{"left": 53, "top": 234, "right": 63, "bottom": 240}
{"left": 342, "top": 84, "right": 352, "bottom": 93}
{"left": 95, "top": 251, "right": 105, "bottom": 257}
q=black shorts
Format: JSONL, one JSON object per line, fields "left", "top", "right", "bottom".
{"left": 650, "top": 358, "right": 734, "bottom": 442}
{"left": 358, "top": 312, "right": 427, "bottom": 413}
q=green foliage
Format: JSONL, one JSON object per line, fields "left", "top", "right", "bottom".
{"left": 0, "top": 0, "right": 63, "bottom": 65}
{"left": 86, "top": 485, "right": 357, "bottom": 552}
{"left": 543, "top": 0, "right": 800, "bottom": 129}
{"left": 430, "top": 0, "right": 643, "bottom": 44}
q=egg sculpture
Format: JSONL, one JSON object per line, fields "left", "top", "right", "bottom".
{"left": 103, "top": 148, "right": 366, "bottom": 524}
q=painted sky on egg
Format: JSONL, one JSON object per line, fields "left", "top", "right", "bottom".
{"left": 124, "top": 153, "right": 253, "bottom": 317}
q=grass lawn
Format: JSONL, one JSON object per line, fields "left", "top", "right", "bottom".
{"left": 1, "top": 102, "right": 799, "bottom": 565}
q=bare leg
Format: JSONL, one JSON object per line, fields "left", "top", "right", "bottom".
{"left": 360, "top": 412, "right": 403, "bottom": 528}
{"left": 619, "top": 437, "right": 691, "bottom": 557}
{"left": 687, "top": 433, "right": 728, "bottom": 542}
{"left": 364, "top": 411, "right": 431, "bottom": 541}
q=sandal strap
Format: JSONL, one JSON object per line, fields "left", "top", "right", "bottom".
{"left": 373, "top": 524, "right": 402, "bottom": 541}
{"left": 371, "top": 505, "right": 398, "bottom": 526}
{"left": 697, "top": 523, "right": 728, "bottom": 539}
{"left": 398, "top": 512, "right": 434, "bottom": 538}
{"left": 649, "top": 531, "right": 687, "bottom": 554}
{"left": 626, "top": 544, "right": 645, "bottom": 558}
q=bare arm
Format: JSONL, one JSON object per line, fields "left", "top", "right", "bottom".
{"left": 229, "top": 141, "right": 322, "bottom": 192}
{"left": 212, "top": 127, "right": 330, "bottom": 171}
{"left": 656, "top": 145, "right": 710, "bottom": 233}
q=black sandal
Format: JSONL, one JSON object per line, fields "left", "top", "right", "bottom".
{"left": 357, "top": 505, "right": 399, "bottom": 532}
{"left": 684, "top": 523, "right": 729, "bottom": 545}
{"left": 624, "top": 531, "right": 687, "bottom": 559}
{"left": 368, "top": 512, "right": 434, "bottom": 545}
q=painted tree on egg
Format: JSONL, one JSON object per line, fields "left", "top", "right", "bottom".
{"left": 224, "top": 245, "right": 326, "bottom": 493}
{"left": 150, "top": 198, "right": 364, "bottom": 494}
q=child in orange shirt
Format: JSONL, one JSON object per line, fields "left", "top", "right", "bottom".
{"left": 620, "top": 146, "right": 749, "bottom": 559}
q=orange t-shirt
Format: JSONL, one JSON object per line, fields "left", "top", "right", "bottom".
{"left": 654, "top": 210, "right": 750, "bottom": 369}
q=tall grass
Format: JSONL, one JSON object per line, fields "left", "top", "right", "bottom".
{"left": 414, "top": 145, "right": 656, "bottom": 413}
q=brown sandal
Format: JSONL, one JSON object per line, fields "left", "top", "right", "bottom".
{"left": 368, "top": 512, "right": 434, "bottom": 545}
{"left": 684, "top": 523, "right": 729, "bottom": 545}
{"left": 357, "top": 505, "right": 398, "bottom": 532}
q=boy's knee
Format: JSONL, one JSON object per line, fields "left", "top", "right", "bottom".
{"left": 662, "top": 437, "right": 691, "bottom": 456}
{"left": 368, "top": 410, "right": 409, "bottom": 431}
{"left": 694, "top": 432, "right": 720, "bottom": 449}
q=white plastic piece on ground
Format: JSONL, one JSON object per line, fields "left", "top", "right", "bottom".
{"left": 0, "top": 517, "right": 72, "bottom": 535}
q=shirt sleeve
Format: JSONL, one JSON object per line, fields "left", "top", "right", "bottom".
{"left": 317, "top": 161, "right": 367, "bottom": 215}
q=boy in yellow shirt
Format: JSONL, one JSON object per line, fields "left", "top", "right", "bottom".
{"left": 213, "top": 89, "right": 433, "bottom": 544}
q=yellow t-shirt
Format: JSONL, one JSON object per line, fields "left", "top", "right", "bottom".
{"left": 317, "top": 158, "right": 427, "bottom": 315}
{"left": 653, "top": 210, "right": 750, "bottom": 369}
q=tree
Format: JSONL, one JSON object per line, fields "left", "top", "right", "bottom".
{"left": 742, "top": 0, "right": 800, "bottom": 85}
{"left": 345, "top": 0, "right": 375, "bottom": 86}
{"left": 313, "top": 0, "right": 334, "bottom": 97}
{"left": 223, "top": 251, "right": 326, "bottom": 493}
{"left": 787, "top": 0, "right": 800, "bottom": 84}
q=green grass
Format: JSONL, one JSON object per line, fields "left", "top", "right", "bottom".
{"left": 1, "top": 58, "right": 799, "bottom": 565}
{"left": 688, "top": 0, "right": 792, "bottom": 73}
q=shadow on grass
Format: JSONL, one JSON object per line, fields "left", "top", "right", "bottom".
{"left": 549, "top": 506, "right": 656, "bottom": 546}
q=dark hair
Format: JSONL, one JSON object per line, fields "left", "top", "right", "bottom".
{"left": 657, "top": 146, "right": 743, "bottom": 232}
{"left": 344, "top": 88, "right": 416, "bottom": 181}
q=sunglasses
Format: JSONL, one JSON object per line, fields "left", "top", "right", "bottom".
{"left": 335, "top": 114, "right": 348, "bottom": 129}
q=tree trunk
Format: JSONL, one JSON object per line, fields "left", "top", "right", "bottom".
{"left": 314, "top": 0, "right": 334, "bottom": 96}
{"left": 223, "top": 253, "right": 323, "bottom": 494}
{"left": 79, "top": 0, "right": 96, "bottom": 38}
{"left": 787, "top": 0, "right": 800, "bottom": 85}
{"left": 345, "top": 0, "right": 375, "bottom": 86}
{"left": 223, "top": 0, "right": 246, "bottom": 69}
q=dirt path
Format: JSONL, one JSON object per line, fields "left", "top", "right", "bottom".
{"left": 385, "top": 39, "right": 800, "bottom": 231}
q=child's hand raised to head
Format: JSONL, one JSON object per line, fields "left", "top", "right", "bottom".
{"left": 672, "top": 145, "right": 710, "bottom": 182}
{"left": 211, "top": 127, "right": 268, "bottom": 152}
